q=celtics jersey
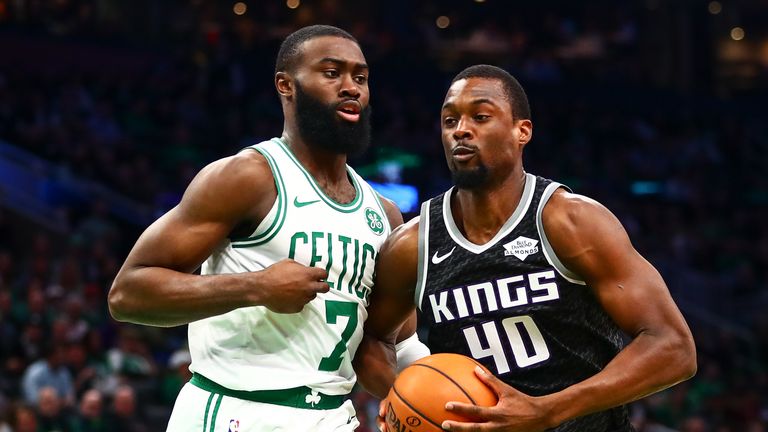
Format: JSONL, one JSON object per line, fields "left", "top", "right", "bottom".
{"left": 188, "top": 138, "right": 391, "bottom": 396}
{"left": 416, "top": 174, "right": 631, "bottom": 431}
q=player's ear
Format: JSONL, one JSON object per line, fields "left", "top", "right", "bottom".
{"left": 517, "top": 119, "right": 532, "bottom": 148}
{"left": 275, "top": 72, "right": 293, "bottom": 98}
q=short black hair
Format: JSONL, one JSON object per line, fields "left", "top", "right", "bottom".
{"left": 451, "top": 65, "right": 531, "bottom": 120}
{"left": 275, "top": 25, "right": 359, "bottom": 74}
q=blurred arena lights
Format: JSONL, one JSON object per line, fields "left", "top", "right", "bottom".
{"left": 436, "top": 15, "right": 450, "bottom": 29}
{"left": 708, "top": 1, "right": 722, "bottom": 15}
{"left": 233, "top": 2, "right": 247, "bottom": 16}
{"left": 730, "top": 26, "right": 745, "bottom": 41}
{"left": 286, "top": 0, "right": 300, "bottom": 9}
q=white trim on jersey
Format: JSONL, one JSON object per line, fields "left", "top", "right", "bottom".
{"left": 536, "top": 182, "right": 586, "bottom": 285}
{"left": 415, "top": 200, "right": 430, "bottom": 310}
{"left": 443, "top": 173, "right": 537, "bottom": 254}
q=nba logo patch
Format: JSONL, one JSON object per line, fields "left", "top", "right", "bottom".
{"left": 228, "top": 419, "right": 240, "bottom": 432}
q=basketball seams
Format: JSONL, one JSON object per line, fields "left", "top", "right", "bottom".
{"left": 391, "top": 386, "right": 446, "bottom": 430}
{"left": 411, "top": 364, "right": 478, "bottom": 405}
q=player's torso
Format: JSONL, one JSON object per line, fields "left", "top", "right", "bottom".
{"left": 189, "top": 138, "right": 391, "bottom": 395}
{"left": 416, "top": 174, "right": 631, "bottom": 431}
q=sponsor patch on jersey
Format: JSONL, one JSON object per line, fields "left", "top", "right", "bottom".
{"left": 365, "top": 208, "right": 385, "bottom": 235}
{"left": 503, "top": 236, "right": 539, "bottom": 261}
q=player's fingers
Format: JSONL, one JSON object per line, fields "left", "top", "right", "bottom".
{"left": 473, "top": 366, "right": 504, "bottom": 395}
{"left": 379, "top": 398, "right": 388, "bottom": 417}
{"left": 445, "top": 401, "right": 491, "bottom": 420}
{"left": 313, "top": 280, "right": 330, "bottom": 293}
{"left": 307, "top": 266, "right": 329, "bottom": 280}
{"left": 441, "top": 419, "right": 485, "bottom": 432}
{"left": 377, "top": 399, "right": 389, "bottom": 431}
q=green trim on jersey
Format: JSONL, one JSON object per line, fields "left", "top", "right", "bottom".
{"left": 231, "top": 147, "right": 288, "bottom": 247}
{"left": 201, "top": 392, "right": 215, "bottom": 432}
{"left": 208, "top": 394, "right": 223, "bottom": 432}
{"left": 273, "top": 138, "right": 364, "bottom": 213}
{"left": 190, "top": 373, "right": 348, "bottom": 410}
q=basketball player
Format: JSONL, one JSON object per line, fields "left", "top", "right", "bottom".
{"left": 108, "top": 25, "right": 426, "bottom": 431}
{"left": 357, "top": 65, "right": 697, "bottom": 431}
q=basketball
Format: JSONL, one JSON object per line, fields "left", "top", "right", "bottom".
{"left": 385, "top": 353, "right": 498, "bottom": 432}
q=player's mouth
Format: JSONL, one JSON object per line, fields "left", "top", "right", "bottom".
{"left": 451, "top": 144, "right": 476, "bottom": 162}
{"left": 336, "top": 100, "right": 361, "bottom": 122}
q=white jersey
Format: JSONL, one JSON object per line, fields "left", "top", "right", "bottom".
{"left": 188, "top": 138, "right": 391, "bottom": 396}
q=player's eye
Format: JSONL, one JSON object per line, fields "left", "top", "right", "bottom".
{"left": 354, "top": 75, "right": 368, "bottom": 84}
{"left": 474, "top": 114, "right": 490, "bottom": 121}
{"left": 323, "top": 70, "right": 340, "bottom": 78}
{"left": 443, "top": 117, "right": 457, "bottom": 127}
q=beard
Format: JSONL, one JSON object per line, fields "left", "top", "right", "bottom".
{"left": 294, "top": 81, "right": 372, "bottom": 157}
{"left": 451, "top": 163, "right": 490, "bottom": 190}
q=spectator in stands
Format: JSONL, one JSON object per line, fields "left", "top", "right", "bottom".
{"left": 21, "top": 342, "right": 75, "bottom": 407}
{"left": 69, "top": 389, "right": 106, "bottom": 432}
{"left": 107, "top": 386, "right": 148, "bottom": 432}
{"left": 159, "top": 348, "right": 191, "bottom": 405}
{"left": 35, "top": 386, "right": 73, "bottom": 432}
{"left": 7, "top": 403, "right": 37, "bottom": 432}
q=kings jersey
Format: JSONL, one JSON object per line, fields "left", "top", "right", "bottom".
{"left": 415, "top": 174, "right": 632, "bottom": 431}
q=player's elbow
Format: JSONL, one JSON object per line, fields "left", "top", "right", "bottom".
{"left": 668, "top": 329, "right": 697, "bottom": 383}
{"left": 679, "top": 333, "right": 698, "bottom": 380}
{"left": 108, "top": 273, "right": 136, "bottom": 322}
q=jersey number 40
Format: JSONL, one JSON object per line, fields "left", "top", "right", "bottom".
{"left": 464, "top": 315, "right": 550, "bottom": 373}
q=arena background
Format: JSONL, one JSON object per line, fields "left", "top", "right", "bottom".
{"left": 0, "top": 0, "right": 766, "bottom": 430}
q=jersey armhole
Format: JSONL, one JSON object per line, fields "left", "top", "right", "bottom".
{"left": 414, "top": 200, "right": 430, "bottom": 310}
{"left": 229, "top": 146, "right": 288, "bottom": 247}
{"left": 536, "top": 183, "right": 587, "bottom": 285}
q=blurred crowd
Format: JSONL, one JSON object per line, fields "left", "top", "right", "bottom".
{"left": 1, "top": 0, "right": 767, "bottom": 430}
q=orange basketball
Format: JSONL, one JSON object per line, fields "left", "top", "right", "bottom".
{"left": 385, "top": 353, "right": 498, "bottom": 432}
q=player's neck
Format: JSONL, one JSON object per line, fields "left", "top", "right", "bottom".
{"left": 281, "top": 131, "right": 349, "bottom": 185}
{"left": 452, "top": 168, "right": 526, "bottom": 244}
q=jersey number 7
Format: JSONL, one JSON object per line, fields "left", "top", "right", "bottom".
{"left": 318, "top": 300, "right": 358, "bottom": 371}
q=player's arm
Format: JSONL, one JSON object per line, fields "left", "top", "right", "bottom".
{"left": 444, "top": 190, "right": 696, "bottom": 431}
{"left": 374, "top": 196, "right": 430, "bottom": 368}
{"left": 108, "top": 152, "right": 329, "bottom": 327}
{"left": 353, "top": 218, "right": 421, "bottom": 399}
{"left": 538, "top": 191, "right": 696, "bottom": 423}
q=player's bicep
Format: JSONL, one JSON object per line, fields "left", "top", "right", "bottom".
{"left": 544, "top": 193, "right": 685, "bottom": 337}
{"left": 366, "top": 221, "right": 420, "bottom": 340}
{"left": 122, "top": 206, "right": 232, "bottom": 274}
{"left": 122, "top": 155, "right": 273, "bottom": 274}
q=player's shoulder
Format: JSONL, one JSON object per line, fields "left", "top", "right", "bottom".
{"left": 192, "top": 150, "right": 272, "bottom": 193}
{"left": 383, "top": 215, "right": 420, "bottom": 252}
{"left": 205, "top": 148, "right": 272, "bottom": 181}
{"left": 180, "top": 149, "right": 276, "bottom": 213}
{"left": 542, "top": 188, "right": 618, "bottom": 236}
{"left": 372, "top": 193, "right": 405, "bottom": 229}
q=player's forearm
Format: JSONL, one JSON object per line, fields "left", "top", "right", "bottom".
{"left": 542, "top": 331, "right": 696, "bottom": 427}
{"left": 108, "top": 266, "right": 256, "bottom": 327}
{"left": 353, "top": 334, "right": 397, "bottom": 399}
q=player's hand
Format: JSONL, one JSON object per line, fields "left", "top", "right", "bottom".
{"left": 377, "top": 398, "right": 388, "bottom": 432}
{"left": 256, "top": 259, "right": 330, "bottom": 313}
{"left": 441, "top": 367, "right": 552, "bottom": 432}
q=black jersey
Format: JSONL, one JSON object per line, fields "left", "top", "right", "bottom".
{"left": 415, "top": 174, "right": 632, "bottom": 431}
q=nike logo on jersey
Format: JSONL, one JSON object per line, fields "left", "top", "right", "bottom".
{"left": 431, "top": 247, "right": 456, "bottom": 264}
{"left": 294, "top": 197, "right": 321, "bottom": 207}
